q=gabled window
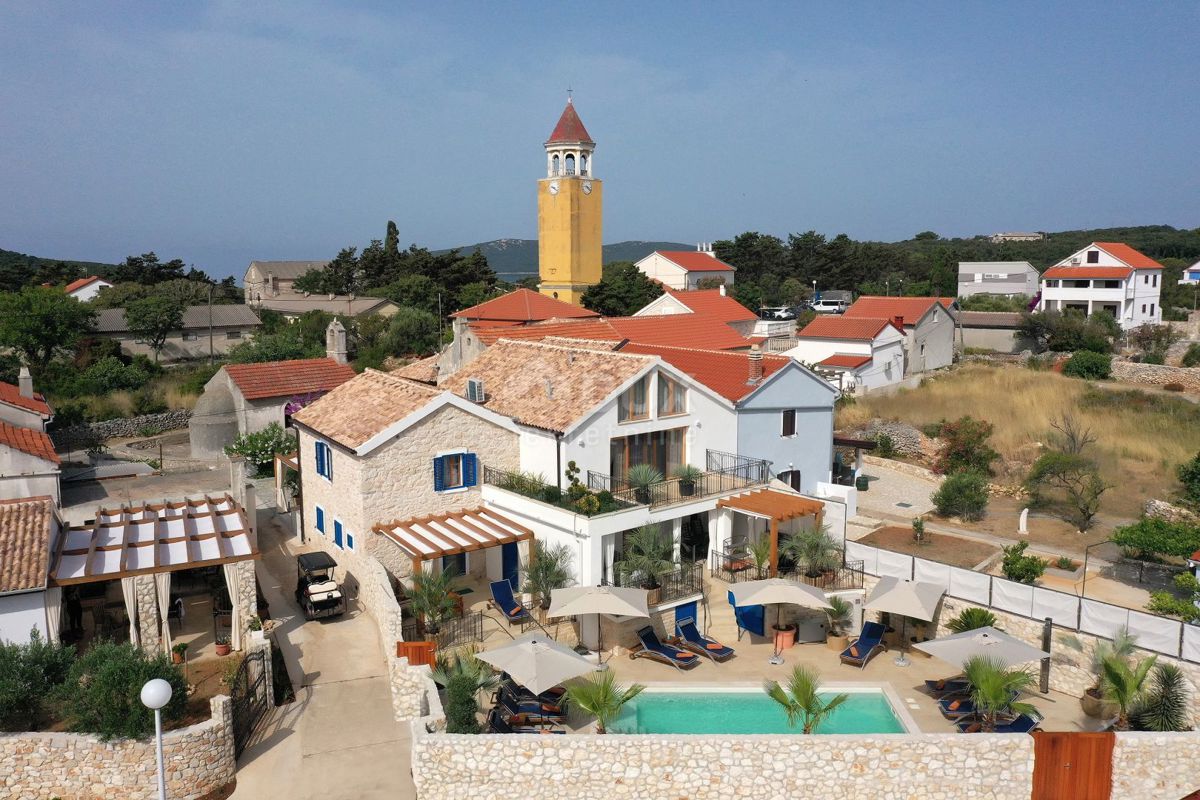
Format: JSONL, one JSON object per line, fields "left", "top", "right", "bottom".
{"left": 781, "top": 409, "right": 796, "bottom": 437}
{"left": 657, "top": 375, "right": 687, "bottom": 416}
{"left": 315, "top": 441, "right": 333, "bottom": 481}
{"left": 434, "top": 452, "right": 477, "bottom": 492}
{"left": 618, "top": 376, "right": 650, "bottom": 422}
{"left": 315, "top": 505, "right": 325, "bottom": 534}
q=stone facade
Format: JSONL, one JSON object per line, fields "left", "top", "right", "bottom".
{"left": 49, "top": 409, "right": 192, "bottom": 446}
{"left": 135, "top": 574, "right": 160, "bottom": 653}
{"left": 1110, "top": 358, "right": 1200, "bottom": 392}
{"left": 410, "top": 728, "right": 1033, "bottom": 800}
{"left": 1111, "top": 731, "right": 1200, "bottom": 800}
{"left": 0, "top": 695, "right": 235, "bottom": 800}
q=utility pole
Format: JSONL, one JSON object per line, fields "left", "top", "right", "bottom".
{"left": 208, "top": 283, "right": 216, "bottom": 365}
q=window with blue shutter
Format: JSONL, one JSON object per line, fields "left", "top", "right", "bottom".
{"left": 314, "top": 441, "right": 324, "bottom": 476}
{"left": 346, "top": 529, "right": 355, "bottom": 551}
{"left": 333, "top": 519, "right": 343, "bottom": 549}
{"left": 433, "top": 457, "right": 445, "bottom": 491}
{"left": 463, "top": 454, "right": 477, "bottom": 487}
{"left": 433, "top": 453, "right": 476, "bottom": 491}
{"left": 314, "top": 441, "right": 333, "bottom": 481}
{"left": 315, "top": 506, "right": 325, "bottom": 534}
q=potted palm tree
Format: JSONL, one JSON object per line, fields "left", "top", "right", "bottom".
{"left": 961, "top": 656, "right": 1041, "bottom": 732}
{"left": 1062, "top": 627, "right": 1137, "bottom": 719}
{"left": 824, "top": 596, "right": 853, "bottom": 652}
{"left": 617, "top": 525, "right": 674, "bottom": 605}
{"left": 782, "top": 527, "right": 841, "bottom": 584}
{"left": 764, "top": 665, "right": 850, "bottom": 733}
{"left": 432, "top": 647, "right": 499, "bottom": 733}
{"left": 1100, "top": 653, "right": 1157, "bottom": 730}
{"left": 626, "top": 464, "right": 664, "bottom": 505}
{"left": 409, "top": 568, "right": 460, "bottom": 636}
{"left": 564, "top": 670, "right": 645, "bottom": 734}
{"left": 522, "top": 540, "right": 575, "bottom": 612}
{"left": 748, "top": 536, "right": 772, "bottom": 579}
{"left": 672, "top": 464, "right": 704, "bottom": 497}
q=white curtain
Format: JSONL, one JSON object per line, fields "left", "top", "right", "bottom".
{"left": 155, "top": 572, "right": 172, "bottom": 655}
{"left": 222, "top": 562, "right": 242, "bottom": 651}
{"left": 602, "top": 534, "right": 616, "bottom": 584}
{"left": 121, "top": 577, "right": 140, "bottom": 648}
{"left": 44, "top": 587, "right": 62, "bottom": 644}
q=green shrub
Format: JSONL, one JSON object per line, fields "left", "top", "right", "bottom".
{"left": 177, "top": 363, "right": 221, "bottom": 395}
{"left": 75, "top": 357, "right": 150, "bottom": 395}
{"left": 540, "top": 485, "right": 563, "bottom": 504}
{"left": 1063, "top": 351, "right": 1111, "bottom": 380}
{"left": 445, "top": 673, "right": 481, "bottom": 734}
{"left": 931, "top": 471, "right": 989, "bottom": 520}
{"left": 58, "top": 641, "right": 186, "bottom": 740}
{"left": 131, "top": 389, "right": 167, "bottom": 416}
{"left": 873, "top": 433, "right": 896, "bottom": 459}
{"left": 1182, "top": 343, "right": 1200, "bottom": 368}
{"left": 934, "top": 416, "right": 998, "bottom": 476}
{"left": 1000, "top": 541, "right": 1046, "bottom": 584}
{"left": 947, "top": 607, "right": 997, "bottom": 634}
{"left": 0, "top": 629, "right": 75, "bottom": 731}
{"left": 1112, "top": 517, "right": 1200, "bottom": 560}
{"left": 1139, "top": 352, "right": 1165, "bottom": 365}
{"left": 1178, "top": 451, "right": 1200, "bottom": 509}
{"left": 224, "top": 423, "right": 296, "bottom": 477}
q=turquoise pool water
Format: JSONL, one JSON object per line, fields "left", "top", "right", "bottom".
{"left": 609, "top": 689, "right": 906, "bottom": 734}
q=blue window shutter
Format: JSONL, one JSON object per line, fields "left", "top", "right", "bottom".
{"left": 315, "top": 441, "right": 324, "bottom": 476}
{"left": 325, "top": 445, "right": 332, "bottom": 481}
{"left": 315, "top": 506, "right": 324, "bottom": 533}
{"left": 433, "top": 456, "right": 445, "bottom": 491}
{"left": 346, "top": 530, "right": 355, "bottom": 550}
{"left": 464, "top": 454, "right": 477, "bottom": 487}
{"left": 334, "top": 520, "right": 343, "bottom": 548}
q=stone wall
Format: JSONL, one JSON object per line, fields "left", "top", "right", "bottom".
{"left": 1110, "top": 732, "right": 1200, "bottom": 800}
{"left": 1110, "top": 358, "right": 1200, "bottom": 392}
{"left": 862, "top": 454, "right": 943, "bottom": 483}
{"left": 410, "top": 728, "right": 1033, "bottom": 800}
{"left": 0, "top": 695, "right": 235, "bottom": 800}
{"left": 50, "top": 409, "right": 193, "bottom": 446}
{"left": 1144, "top": 497, "right": 1197, "bottom": 524}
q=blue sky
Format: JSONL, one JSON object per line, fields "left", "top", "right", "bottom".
{"left": 1, "top": 1, "right": 1197, "bottom": 278}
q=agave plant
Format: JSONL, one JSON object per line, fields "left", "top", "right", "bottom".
{"left": 626, "top": 464, "right": 665, "bottom": 504}
{"left": 962, "top": 656, "right": 1041, "bottom": 732}
{"left": 764, "top": 665, "right": 849, "bottom": 734}
{"left": 1129, "top": 662, "right": 1190, "bottom": 732}
{"left": 1100, "top": 653, "right": 1157, "bottom": 730}
{"left": 522, "top": 540, "right": 575, "bottom": 610}
{"left": 617, "top": 525, "right": 674, "bottom": 589}
{"left": 565, "top": 670, "right": 645, "bottom": 734}
{"left": 947, "top": 607, "right": 998, "bottom": 634}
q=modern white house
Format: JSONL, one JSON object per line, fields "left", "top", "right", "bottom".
{"left": 63, "top": 275, "right": 113, "bottom": 302}
{"left": 1180, "top": 259, "right": 1200, "bottom": 285}
{"left": 0, "top": 422, "right": 61, "bottom": 503}
{"left": 1036, "top": 242, "right": 1163, "bottom": 330}
{"left": 634, "top": 246, "right": 737, "bottom": 290}
{"left": 957, "top": 262, "right": 1039, "bottom": 298}
{"left": 842, "top": 296, "right": 957, "bottom": 374}
{"left": 784, "top": 316, "right": 906, "bottom": 392}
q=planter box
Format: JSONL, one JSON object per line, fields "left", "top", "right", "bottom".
{"left": 1044, "top": 562, "right": 1085, "bottom": 581}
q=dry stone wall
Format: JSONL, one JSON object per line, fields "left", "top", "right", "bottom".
{"left": 1110, "top": 359, "right": 1200, "bottom": 392}
{"left": 50, "top": 409, "right": 192, "bottom": 446}
{"left": 1111, "top": 732, "right": 1200, "bottom": 800}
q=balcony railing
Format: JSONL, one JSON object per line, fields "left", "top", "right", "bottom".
{"left": 482, "top": 464, "right": 636, "bottom": 516}
{"left": 586, "top": 450, "right": 771, "bottom": 510}
{"left": 602, "top": 562, "right": 704, "bottom": 607}
{"left": 711, "top": 545, "right": 864, "bottom": 591}
{"left": 401, "top": 609, "right": 484, "bottom": 650}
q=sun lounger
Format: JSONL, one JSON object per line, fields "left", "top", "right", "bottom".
{"left": 489, "top": 580, "right": 531, "bottom": 625}
{"left": 487, "top": 708, "right": 565, "bottom": 734}
{"left": 497, "top": 689, "right": 568, "bottom": 724}
{"left": 630, "top": 625, "right": 701, "bottom": 671}
{"left": 956, "top": 714, "right": 1041, "bottom": 734}
{"left": 675, "top": 617, "right": 735, "bottom": 662}
{"left": 924, "top": 678, "right": 970, "bottom": 696}
{"left": 498, "top": 673, "right": 567, "bottom": 705}
{"left": 940, "top": 691, "right": 1020, "bottom": 720}
{"left": 840, "top": 621, "right": 886, "bottom": 669}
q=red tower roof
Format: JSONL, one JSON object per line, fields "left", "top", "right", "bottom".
{"left": 546, "top": 100, "right": 594, "bottom": 145}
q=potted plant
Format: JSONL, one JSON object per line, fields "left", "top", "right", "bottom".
{"left": 626, "top": 464, "right": 664, "bottom": 505}
{"left": 1062, "top": 626, "right": 1137, "bottom": 719}
{"left": 1100, "top": 653, "right": 1157, "bottom": 730}
{"left": 748, "top": 536, "right": 772, "bottom": 579}
{"left": 172, "top": 641, "right": 189, "bottom": 665}
{"left": 782, "top": 527, "right": 842, "bottom": 583}
{"left": 961, "top": 656, "right": 1041, "bottom": 732}
{"left": 616, "top": 524, "right": 674, "bottom": 605}
{"left": 673, "top": 464, "right": 703, "bottom": 497}
{"left": 564, "top": 671, "right": 645, "bottom": 733}
{"left": 409, "top": 567, "right": 460, "bottom": 635}
{"left": 824, "top": 595, "right": 853, "bottom": 652}
{"left": 522, "top": 540, "right": 575, "bottom": 611}
{"left": 215, "top": 636, "right": 232, "bottom": 657}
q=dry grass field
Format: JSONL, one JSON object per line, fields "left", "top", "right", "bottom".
{"left": 838, "top": 364, "right": 1200, "bottom": 518}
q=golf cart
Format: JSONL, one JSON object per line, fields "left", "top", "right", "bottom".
{"left": 294, "top": 552, "right": 346, "bottom": 620}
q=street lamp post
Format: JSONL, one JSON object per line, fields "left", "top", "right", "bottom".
{"left": 141, "top": 678, "right": 173, "bottom": 800}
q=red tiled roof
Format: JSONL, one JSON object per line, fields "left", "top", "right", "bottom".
{"left": 619, "top": 343, "right": 790, "bottom": 402}
{"left": 842, "top": 296, "right": 955, "bottom": 325}
{"left": 224, "top": 358, "right": 357, "bottom": 401}
{"left": 1094, "top": 242, "right": 1162, "bottom": 269}
{"left": 655, "top": 251, "right": 737, "bottom": 273}
{"left": 472, "top": 313, "right": 755, "bottom": 351}
{"left": 64, "top": 275, "right": 105, "bottom": 294}
{"left": 451, "top": 288, "right": 599, "bottom": 322}
{"left": 797, "top": 316, "right": 899, "bottom": 341}
{"left": 0, "top": 421, "right": 59, "bottom": 464}
{"left": 470, "top": 319, "right": 622, "bottom": 346}
{"left": 546, "top": 100, "right": 594, "bottom": 144}
{"left": 1042, "top": 266, "right": 1134, "bottom": 280}
{"left": 0, "top": 382, "right": 52, "bottom": 418}
{"left": 665, "top": 289, "right": 757, "bottom": 323}
{"left": 818, "top": 354, "right": 872, "bottom": 369}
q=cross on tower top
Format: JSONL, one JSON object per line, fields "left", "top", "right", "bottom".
{"left": 567, "top": 86, "right": 573, "bottom": 103}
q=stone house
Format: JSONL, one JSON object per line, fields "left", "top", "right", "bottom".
{"left": 0, "top": 370, "right": 53, "bottom": 430}
{"left": 243, "top": 260, "right": 328, "bottom": 302}
{"left": 842, "top": 296, "right": 958, "bottom": 375}
{"left": 94, "top": 304, "right": 262, "bottom": 362}
{"left": 0, "top": 422, "right": 61, "bottom": 503}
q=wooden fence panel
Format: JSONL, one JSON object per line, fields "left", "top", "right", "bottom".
{"left": 1032, "top": 731, "right": 1114, "bottom": 800}
{"left": 397, "top": 640, "right": 437, "bottom": 667}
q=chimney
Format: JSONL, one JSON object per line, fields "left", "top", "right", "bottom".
{"left": 893, "top": 315, "right": 905, "bottom": 329}
{"left": 18, "top": 367, "right": 33, "bottom": 399}
{"left": 718, "top": 284, "right": 727, "bottom": 296}
{"left": 326, "top": 319, "right": 348, "bottom": 364}
{"left": 747, "top": 344, "right": 763, "bottom": 384}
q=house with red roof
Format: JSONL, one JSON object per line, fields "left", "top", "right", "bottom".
{"left": 1036, "top": 242, "right": 1163, "bottom": 330}
{"left": 634, "top": 244, "right": 737, "bottom": 291}
{"left": 0, "top": 421, "right": 61, "bottom": 503}
{"left": 0, "top": 369, "right": 53, "bottom": 431}
{"left": 785, "top": 316, "right": 907, "bottom": 392}
{"left": 632, "top": 286, "right": 795, "bottom": 339}
{"left": 843, "top": 295, "right": 958, "bottom": 374}
{"left": 63, "top": 275, "right": 112, "bottom": 302}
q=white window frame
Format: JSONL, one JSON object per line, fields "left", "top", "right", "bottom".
{"left": 435, "top": 448, "right": 471, "bottom": 494}
{"left": 315, "top": 504, "right": 326, "bottom": 535}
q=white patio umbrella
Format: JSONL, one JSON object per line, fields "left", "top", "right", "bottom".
{"left": 914, "top": 626, "right": 1050, "bottom": 669}
{"left": 729, "top": 578, "right": 831, "bottom": 663}
{"left": 547, "top": 585, "right": 650, "bottom": 665}
{"left": 864, "top": 578, "right": 946, "bottom": 667}
{"left": 476, "top": 632, "right": 597, "bottom": 695}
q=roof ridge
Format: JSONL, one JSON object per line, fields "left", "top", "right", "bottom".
{"left": 361, "top": 367, "right": 443, "bottom": 393}
{"left": 491, "top": 338, "right": 653, "bottom": 361}
{"left": 626, "top": 342, "right": 789, "bottom": 362}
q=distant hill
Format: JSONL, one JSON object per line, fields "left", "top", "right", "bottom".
{"left": 0, "top": 247, "right": 118, "bottom": 283}
{"left": 439, "top": 239, "right": 691, "bottom": 277}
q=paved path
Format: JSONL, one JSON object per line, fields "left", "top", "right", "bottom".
{"left": 231, "top": 517, "right": 414, "bottom": 800}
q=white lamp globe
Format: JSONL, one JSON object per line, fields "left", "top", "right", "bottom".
{"left": 140, "top": 678, "right": 173, "bottom": 710}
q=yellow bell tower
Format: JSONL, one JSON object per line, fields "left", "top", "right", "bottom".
{"left": 538, "top": 98, "right": 602, "bottom": 305}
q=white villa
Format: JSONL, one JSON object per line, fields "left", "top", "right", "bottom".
{"left": 1036, "top": 242, "right": 1163, "bottom": 330}
{"left": 634, "top": 245, "right": 737, "bottom": 290}
{"left": 63, "top": 275, "right": 113, "bottom": 302}
{"left": 784, "top": 316, "right": 906, "bottom": 393}
{"left": 1180, "top": 258, "right": 1200, "bottom": 285}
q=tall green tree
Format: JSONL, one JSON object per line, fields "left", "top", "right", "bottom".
{"left": 580, "top": 261, "right": 663, "bottom": 316}
{"left": 0, "top": 286, "right": 96, "bottom": 374}
{"left": 125, "top": 296, "right": 185, "bottom": 362}
{"left": 384, "top": 220, "right": 401, "bottom": 261}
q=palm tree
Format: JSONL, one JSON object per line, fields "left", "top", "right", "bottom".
{"left": 763, "top": 665, "right": 850, "bottom": 734}
{"left": 781, "top": 527, "right": 841, "bottom": 578}
{"left": 409, "top": 567, "right": 459, "bottom": 634}
{"left": 522, "top": 540, "right": 575, "bottom": 610}
{"left": 947, "top": 607, "right": 998, "bottom": 634}
{"left": 430, "top": 647, "right": 499, "bottom": 696}
{"left": 564, "top": 671, "right": 645, "bottom": 734}
{"left": 748, "top": 536, "right": 772, "bottom": 578}
{"left": 616, "top": 525, "right": 674, "bottom": 589}
{"left": 1130, "top": 663, "right": 1190, "bottom": 732}
{"left": 962, "top": 656, "right": 1041, "bottom": 732}
{"left": 1100, "top": 653, "right": 1157, "bottom": 730}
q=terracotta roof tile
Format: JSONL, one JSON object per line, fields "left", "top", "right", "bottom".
{"left": 797, "top": 316, "right": 899, "bottom": 341}
{"left": 1093, "top": 242, "right": 1162, "bottom": 269}
{"left": 0, "top": 381, "right": 52, "bottom": 418}
{"left": 64, "top": 275, "right": 106, "bottom": 294}
{"left": 842, "top": 296, "right": 956, "bottom": 325}
{"left": 665, "top": 289, "right": 758, "bottom": 322}
{"left": 441, "top": 340, "right": 653, "bottom": 433}
{"left": 224, "top": 358, "right": 357, "bottom": 401}
{"left": 469, "top": 319, "right": 623, "bottom": 346}
{"left": 469, "top": 312, "right": 755, "bottom": 351}
{"left": 0, "top": 496, "right": 56, "bottom": 593}
{"left": 390, "top": 354, "right": 440, "bottom": 385}
{"left": 818, "top": 354, "right": 872, "bottom": 369}
{"left": 619, "top": 343, "right": 790, "bottom": 402}
{"left": 546, "top": 100, "right": 594, "bottom": 144}
{"left": 655, "top": 251, "right": 737, "bottom": 272}
{"left": 451, "top": 288, "right": 599, "bottom": 322}
{"left": 291, "top": 369, "right": 441, "bottom": 449}
{"left": 0, "top": 421, "right": 59, "bottom": 464}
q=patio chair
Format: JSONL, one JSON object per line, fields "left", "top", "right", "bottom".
{"left": 630, "top": 626, "right": 700, "bottom": 671}
{"left": 489, "top": 580, "right": 531, "bottom": 625}
{"left": 487, "top": 708, "right": 564, "bottom": 734}
{"left": 939, "top": 691, "right": 1019, "bottom": 720}
{"left": 496, "top": 690, "right": 567, "bottom": 725}
{"left": 839, "top": 621, "right": 886, "bottom": 669}
{"left": 675, "top": 617, "right": 734, "bottom": 662}
{"left": 924, "top": 678, "right": 970, "bottom": 697}
{"left": 956, "top": 714, "right": 1040, "bottom": 734}
{"left": 498, "top": 674, "right": 566, "bottom": 706}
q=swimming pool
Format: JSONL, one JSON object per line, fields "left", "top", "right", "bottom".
{"left": 609, "top": 686, "right": 908, "bottom": 735}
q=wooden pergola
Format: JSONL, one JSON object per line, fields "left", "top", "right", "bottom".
{"left": 374, "top": 506, "right": 536, "bottom": 574}
{"left": 717, "top": 489, "right": 825, "bottom": 577}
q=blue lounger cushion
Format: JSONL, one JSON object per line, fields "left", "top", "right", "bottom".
{"left": 675, "top": 617, "right": 735, "bottom": 661}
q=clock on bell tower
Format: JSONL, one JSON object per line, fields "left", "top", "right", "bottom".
{"left": 537, "top": 98, "right": 603, "bottom": 306}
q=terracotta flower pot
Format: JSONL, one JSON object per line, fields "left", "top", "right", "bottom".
{"left": 215, "top": 643, "right": 232, "bottom": 657}
{"left": 171, "top": 652, "right": 184, "bottom": 665}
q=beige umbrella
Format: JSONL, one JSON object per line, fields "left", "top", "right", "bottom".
{"left": 864, "top": 578, "right": 946, "bottom": 666}
{"left": 548, "top": 585, "right": 650, "bottom": 665}
{"left": 476, "top": 632, "right": 596, "bottom": 695}
{"left": 729, "top": 578, "right": 831, "bottom": 663}
{"left": 914, "top": 626, "right": 1050, "bottom": 669}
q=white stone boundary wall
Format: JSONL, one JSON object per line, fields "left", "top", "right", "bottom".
{"left": 410, "top": 728, "right": 1033, "bottom": 800}
{"left": 0, "top": 695, "right": 235, "bottom": 800}
{"left": 1111, "top": 732, "right": 1200, "bottom": 800}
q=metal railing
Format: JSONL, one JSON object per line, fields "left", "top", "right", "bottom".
{"left": 706, "top": 449, "right": 772, "bottom": 483}
{"left": 783, "top": 559, "right": 865, "bottom": 591}
{"left": 585, "top": 451, "right": 770, "bottom": 510}
{"left": 401, "top": 609, "right": 484, "bottom": 650}
{"left": 483, "top": 464, "right": 636, "bottom": 515}
{"left": 602, "top": 562, "right": 704, "bottom": 607}
{"left": 710, "top": 545, "right": 864, "bottom": 591}
{"left": 710, "top": 546, "right": 768, "bottom": 584}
